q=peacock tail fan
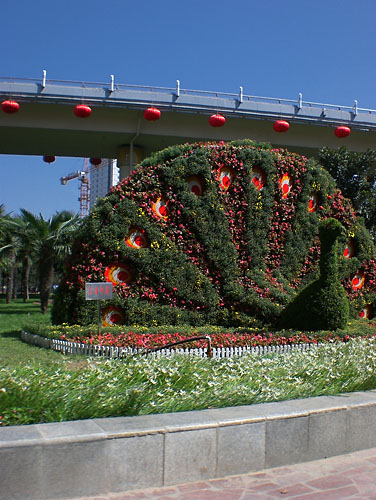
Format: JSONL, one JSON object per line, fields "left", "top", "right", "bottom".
{"left": 52, "top": 140, "right": 376, "bottom": 327}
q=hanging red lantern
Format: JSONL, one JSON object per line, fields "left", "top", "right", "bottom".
{"left": 335, "top": 126, "right": 351, "bottom": 138}
{"left": 43, "top": 155, "right": 56, "bottom": 164}
{"left": 74, "top": 104, "right": 92, "bottom": 118}
{"left": 209, "top": 114, "right": 226, "bottom": 127}
{"left": 273, "top": 120, "right": 290, "bottom": 133}
{"left": 1, "top": 100, "right": 20, "bottom": 114}
{"left": 90, "top": 158, "right": 102, "bottom": 166}
{"left": 144, "top": 107, "right": 161, "bottom": 121}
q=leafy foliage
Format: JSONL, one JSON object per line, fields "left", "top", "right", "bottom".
{"left": 53, "top": 141, "right": 376, "bottom": 328}
{"left": 17, "top": 210, "right": 81, "bottom": 313}
{"left": 318, "top": 146, "right": 376, "bottom": 237}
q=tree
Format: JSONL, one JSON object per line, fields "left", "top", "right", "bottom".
{"left": 0, "top": 204, "right": 7, "bottom": 218}
{"left": 0, "top": 208, "right": 17, "bottom": 303}
{"left": 18, "top": 210, "right": 81, "bottom": 313}
{"left": 318, "top": 146, "right": 376, "bottom": 237}
{"left": 4, "top": 215, "right": 36, "bottom": 302}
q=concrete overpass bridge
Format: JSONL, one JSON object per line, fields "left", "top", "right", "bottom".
{"left": 1, "top": 73, "right": 376, "bottom": 178}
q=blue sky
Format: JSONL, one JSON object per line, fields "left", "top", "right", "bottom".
{"left": 1, "top": 0, "right": 375, "bottom": 217}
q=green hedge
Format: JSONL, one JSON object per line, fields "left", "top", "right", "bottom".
{"left": 279, "top": 219, "right": 350, "bottom": 330}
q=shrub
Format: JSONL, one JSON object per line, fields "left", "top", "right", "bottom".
{"left": 280, "top": 219, "right": 350, "bottom": 330}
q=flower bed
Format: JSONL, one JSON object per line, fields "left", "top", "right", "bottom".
{"left": 23, "top": 320, "right": 376, "bottom": 350}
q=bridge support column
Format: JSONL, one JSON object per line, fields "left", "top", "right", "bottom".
{"left": 117, "top": 145, "right": 143, "bottom": 180}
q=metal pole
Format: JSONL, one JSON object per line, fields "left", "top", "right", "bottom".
{"left": 98, "top": 300, "right": 102, "bottom": 336}
{"left": 239, "top": 86, "right": 243, "bottom": 103}
{"left": 42, "top": 70, "right": 47, "bottom": 88}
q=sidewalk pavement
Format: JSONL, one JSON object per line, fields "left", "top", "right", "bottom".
{"left": 58, "top": 446, "right": 376, "bottom": 500}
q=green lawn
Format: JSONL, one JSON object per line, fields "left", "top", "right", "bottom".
{"left": 0, "top": 298, "right": 78, "bottom": 367}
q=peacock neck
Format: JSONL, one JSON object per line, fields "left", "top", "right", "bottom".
{"left": 319, "top": 238, "right": 339, "bottom": 285}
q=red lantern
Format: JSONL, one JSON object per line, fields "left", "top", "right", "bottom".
{"left": 144, "top": 107, "right": 161, "bottom": 121}
{"left": 335, "top": 126, "right": 351, "bottom": 138}
{"left": 209, "top": 114, "right": 226, "bottom": 127}
{"left": 273, "top": 120, "right": 290, "bottom": 133}
{"left": 90, "top": 158, "right": 102, "bottom": 166}
{"left": 1, "top": 100, "right": 19, "bottom": 114}
{"left": 74, "top": 104, "right": 92, "bottom": 118}
{"left": 43, "top": 155, "right": 55, "bottom": 164}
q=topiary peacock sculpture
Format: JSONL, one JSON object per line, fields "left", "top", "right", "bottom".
{"left": 279, "top": 218, "right": 349, "bottom": 330}
{"left": 52, "top": 139, "right": 376, "bottom": 329}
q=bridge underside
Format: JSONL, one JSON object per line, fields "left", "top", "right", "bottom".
{"left": 1, "top": 81, "right": 376, "bottom": 168}
{"left": 1, "top": 103, "right": 376, "bottom": 161}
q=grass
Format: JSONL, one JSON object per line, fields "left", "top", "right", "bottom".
{"left": 2, "top": 339, "right": 376, "bottom": 426}
{"left": 1, "top": 298, "right": 376, "bottom": 427}
{"left": 0, "top": 298, "right": 69, "bottom": 367}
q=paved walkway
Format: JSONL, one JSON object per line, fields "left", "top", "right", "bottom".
{"left": 62, "top": 447, "right": 376, "bottom": 500}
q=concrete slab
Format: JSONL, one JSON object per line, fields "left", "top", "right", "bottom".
{"left": 217, "top": 421, "right": 265, "bottom": 476}
{"left": 265, "top": 415, "right": 309, "bottom": 468}
{"left": 108, "top": 433, "right": 164, "bottom": 492}
{"left": 2, "top": 391, "right": 376, "bottom": 498}
{"left": 164, "top": 428, "right": 217, "bottom": 485}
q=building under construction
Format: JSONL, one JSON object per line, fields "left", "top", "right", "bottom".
{"left": 60, "top": 158, "right": 119, "bottom": 217}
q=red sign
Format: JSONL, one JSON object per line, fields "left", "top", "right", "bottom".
{"left": 85, "top": 282, "right": 113, "bottom": 300}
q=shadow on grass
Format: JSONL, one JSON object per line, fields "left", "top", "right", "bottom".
{"left": 0, "top": 309, "right": 40, "bottom": 315}
{"left": 0, "top": 331, "right": 22, "bottom": 339}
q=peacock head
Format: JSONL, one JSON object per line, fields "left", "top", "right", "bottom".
{"left": 319, "top": 218, "right": 345, "bottom": 246}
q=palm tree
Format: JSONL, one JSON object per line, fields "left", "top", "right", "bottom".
{"left": 0, "top": 204, "right": 7, "bottom": 218}
{"left": 3, "top": 215, "right": 35, "bottom": 302}
{"left": 19, "top": 210, "right": 81, "bottom": 313}
{"left": 0, "top": 208, "right": 17, "bottom": 303}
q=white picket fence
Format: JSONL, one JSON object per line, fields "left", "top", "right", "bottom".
{"left": 21, "top": 331, "right": 321, "bottom": 359}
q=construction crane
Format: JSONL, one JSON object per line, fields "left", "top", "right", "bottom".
{"left": 60, "top": 158, "right": 90, "bottom": 217}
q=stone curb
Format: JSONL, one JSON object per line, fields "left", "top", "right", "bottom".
{"left": 1, "top": 391, "right": 376, "bottom": 500}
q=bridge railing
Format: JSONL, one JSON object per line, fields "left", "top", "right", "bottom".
{"left": 1, "top": 73, "right": 375, "bottom": 116}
